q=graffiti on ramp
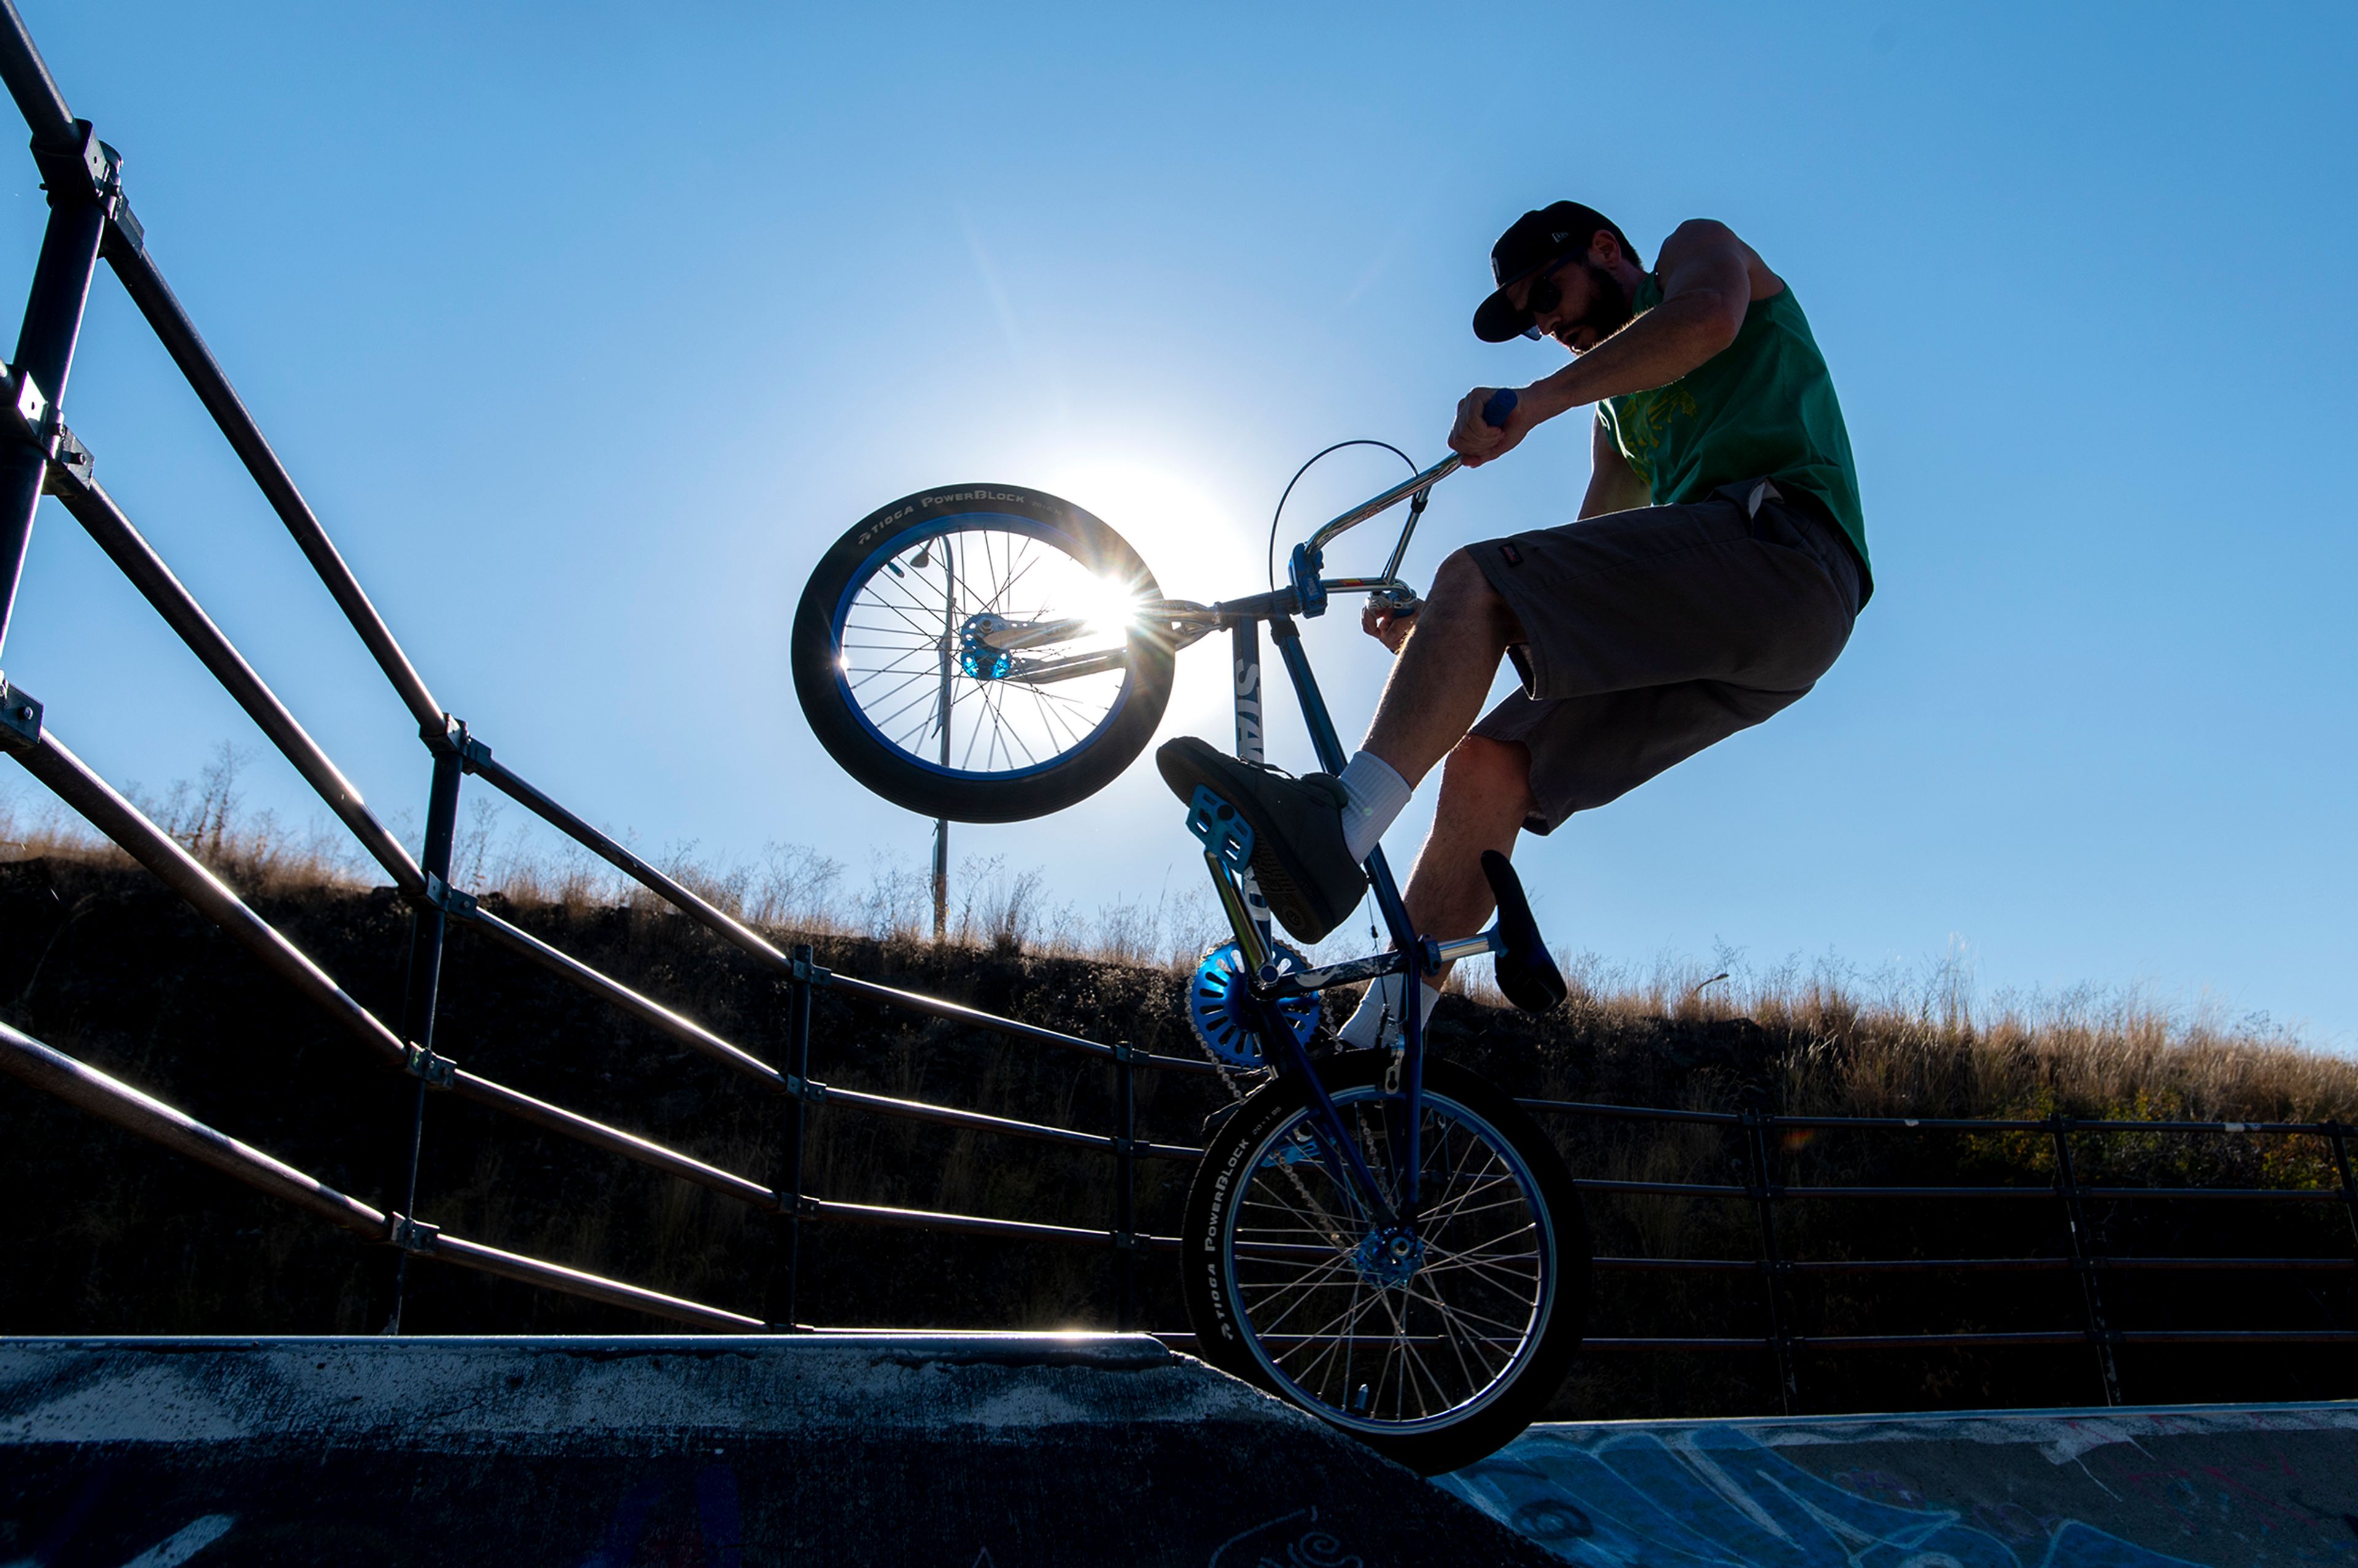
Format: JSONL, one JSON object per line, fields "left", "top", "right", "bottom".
{"left": 1437, "top": 1427, "right": 2206, "bottom": 1567}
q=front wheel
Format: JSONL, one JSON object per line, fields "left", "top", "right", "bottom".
{"left": 792, "top": 484, "right": 1176, "bottom": 823}
{"left": 1180, "top": 1054, "right": 1588, "bottom": 1475}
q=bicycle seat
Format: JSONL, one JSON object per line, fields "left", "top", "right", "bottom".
{"left": 1481, "top": 851, "right": 1566, "bottom": 1014}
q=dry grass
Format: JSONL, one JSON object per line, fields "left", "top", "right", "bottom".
{"left": 12, "top": 751, "right": 2358, "bottom": 1407}
{"left": 3, "top": 750, "right": 2347, "bottom": 1135}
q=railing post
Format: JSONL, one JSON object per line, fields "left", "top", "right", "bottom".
{"left": 0, "top": 117, "right": 111, "bottom": 662}
{"left": 2327, "top": 1125, "right": 2358, "bottom": 1302}
{"left": 2050, "top": 1114, "right": 2122, "bottom": 1406}
{"left": 384, "top": 741, "right": 462, "bottom": 1333}
{"left": 1113, "top": 1041, "right": 1137, "bottom": 1332}
{"left": 775, "top": 942, "right": 815, "bottom": 1329}
{"left": 1739, "top": 1103, "right": 1797, "bottom": 1413}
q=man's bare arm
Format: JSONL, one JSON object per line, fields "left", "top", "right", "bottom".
{"left": 1581, "top": 420, "right": 1652, "bottom": 519}
{"left": 1455, "top": 221, "right": 1784, "bottom": 464}
{"left": 1526, "top": 220, "right": 1775, "bottom": 417}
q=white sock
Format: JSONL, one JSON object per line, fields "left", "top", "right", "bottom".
{"left": 1336, "top": 750, "right": 1411, "bottom": 862}
{"left": 1337, "top": 972, "right": 1441, "bottom": 1050}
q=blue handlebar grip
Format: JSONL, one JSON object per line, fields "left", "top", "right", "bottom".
{"left": 1481, "top": 387, "right": 1518, "bottom": 427}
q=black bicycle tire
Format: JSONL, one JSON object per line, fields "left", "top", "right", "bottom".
{"left": 1180, "top": 1054, "right": 1589, "bottom": 1475}
{"left": 792, "top": 484, "right": 1177, "bottom": 823}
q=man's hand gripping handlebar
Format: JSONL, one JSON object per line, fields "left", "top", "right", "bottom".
{"left": 1363, "top": 388, "right": 1518, "bottom": 651}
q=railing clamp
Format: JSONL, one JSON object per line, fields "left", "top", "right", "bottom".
{"left": 426, "top": 714, "right": 496, "bottom": 772}
{"left": 3, "top": 363, "right": 49, "bottom": 455}
{"left": 1110, "top": 1232, "right": 1143, "bottom": 1253}
{"left": 1109, "top": 1041, "right": 1135, "bottom": 1065}
{"left": 402, "top": 1041, "right": 457, "bottom": 1088}
{"left": 791, "top": 1195, "right": 822, "bottom": 1219}
{"left": 43, "top": 425, "right": 91, "bottom": 495}
{"left": 421, "top": 873, "right": 478, "bottom": 917}
{"left": 0, "top": 677, "right": 42, "bottom": 754}
{"left": 791, "top": 955, "right": 833, "bottom": 985}
{"left": 387, "top": 1214, "right": 442, "bottom": 1254}
{"left": 788, "top": 1075, "right": 828, "bottom": 1104}
{"left": 30, "top": 120, "right": 120, "bottom": 210}
{"left": 1110, "top": 1136, "right": 1148, "bottom": 1157}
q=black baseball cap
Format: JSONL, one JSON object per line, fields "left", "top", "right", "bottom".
{"left": 1472, "top": 201, "right": 1635, "bottom": 343}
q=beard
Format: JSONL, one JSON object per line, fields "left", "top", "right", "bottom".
{"left": 1562, "top": 262, "right": 1635, "bottom": 348}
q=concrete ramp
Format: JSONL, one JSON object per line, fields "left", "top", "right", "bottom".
{"left": 1436, "top": 1402, "right": 2358, "bottom": 1566}
{"left": 0, "top": 1333, "right": 1557, "bottom": 1567}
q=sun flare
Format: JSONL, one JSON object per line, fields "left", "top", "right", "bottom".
{"left": 1033, "top": 457, "right": 1244, "bottom": 602}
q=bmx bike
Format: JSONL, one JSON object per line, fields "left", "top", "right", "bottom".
{"left": 791, "top": 395, "right": 1588, "bottom": 1473}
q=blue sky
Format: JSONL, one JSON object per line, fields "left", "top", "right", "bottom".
{"left": 2, "top": 3, "right": 2352, "bottom": 1043}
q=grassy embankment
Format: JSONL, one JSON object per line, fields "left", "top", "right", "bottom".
{"left": 2, "top": 766, "right": 2352, "bottom": 1419}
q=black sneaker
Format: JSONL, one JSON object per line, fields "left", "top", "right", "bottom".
{"left": 1156, "top": 736, "right": 1366, "bottom": 944}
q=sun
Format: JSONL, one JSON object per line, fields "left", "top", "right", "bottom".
{"left": 1075, "top": 571, "right": 1144, "bottom": 638}
{"left": 1030, "top": 457, "right": 1250, "bottom": 604}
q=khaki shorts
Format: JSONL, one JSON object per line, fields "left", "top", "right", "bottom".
{"left": 1468, "top": 478, "right": 1863, "bottom": 835}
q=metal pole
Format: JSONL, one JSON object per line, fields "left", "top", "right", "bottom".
{"left": 2050, "top": 1115, "right": 2123, "bottom": 1406}
{"left": 1740, "top": 1106, "right": 1799, "bottom": 1413}
{"left": 1115, "top": 1042, "right": 1137, "bottom": 1331}
{"left": 0, "top": 1, "right": 77, "bottom": 148}
{"left": 933, "top": 538, "right": 954, "bottom": 941}
{"left": 932, "top": 818, "right": 948, "bottom": 941}
{"left": 2327, "top": 1125, "right": 2358, "bottom": 1339}
{"left": 777, "top": 942, "right": 815, "bottom": 1328}
{"left": 0, "top": 118, "right": 107, "bottom": 662}
{"left": 386, "top": 747, "right": 463, "bottom": 1333}
{"left": 10, "top": 727, "right": 408, "bottom": 1063}
{"left": 1, "top": 1014, "right": 767, "bottom": 1330}
{"left": 0, "top": 1017, "right": 387, "bottom": 1238}
{"left": 52, "top": 472, "right": 424, "bottom": 894}
{"left": 101, "top": 226, "right": 447, "bottom": 732}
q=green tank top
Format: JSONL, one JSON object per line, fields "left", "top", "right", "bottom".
{"left": 1598, "top": 273, "right": 1870, "bottom": 592}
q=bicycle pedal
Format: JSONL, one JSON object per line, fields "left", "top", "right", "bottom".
{"left": 1186, "top": 786, "right": 1255, "bottom": 871}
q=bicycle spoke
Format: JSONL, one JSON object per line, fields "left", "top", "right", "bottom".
{"left": 1238, "top": 1256, "right": 1360, "bottom": 1337}
{"left": 836, "top": 522, "right": 1134, "bottom": 777}
{"left": 1401, "top": 1280, "right": 1520, "bottom": 1383}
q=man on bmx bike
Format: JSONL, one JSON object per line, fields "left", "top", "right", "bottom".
{"left": 1159, "top": 200, "right": 1870, "bottom": 1044}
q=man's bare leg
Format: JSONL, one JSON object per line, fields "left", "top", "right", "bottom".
{"left": 1361, "top": 548, "right": 1527, "bottom": 787}
{"left": 1399, "top": 735, "right": 1537, "bottom": 986}
{"left": 1335, "top": 734, "right": 1536, "bottom": 1044}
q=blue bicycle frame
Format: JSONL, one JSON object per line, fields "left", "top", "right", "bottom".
{"left": 1180, "top": 442, "right": 1522, "bottom": 1240}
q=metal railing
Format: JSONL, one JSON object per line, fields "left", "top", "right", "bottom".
{"left": 0, "top": 0, "right": 1216, "bottom": 1335}
{"left": 0, "top": 1, "right": 2353, "bottom": 1410}
{"left": 1519, "top": 1097, "right": 2358, "bottom": 1411}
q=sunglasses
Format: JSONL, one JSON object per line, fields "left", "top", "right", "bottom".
{"left": 1517, "top": 254, "right": 1583, "bottom": 340}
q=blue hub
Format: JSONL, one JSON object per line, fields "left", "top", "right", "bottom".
{"left": 1187, "top": 941, "right": 1320, "bottom": 1069}
{"left": 957, "top": 614, "right": 1016, "bottom": 681}
{"left": 1353, "top": 1226, "right": 1425, "bottom": 1287}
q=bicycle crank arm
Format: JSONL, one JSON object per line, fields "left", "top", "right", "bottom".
{"left": 1262, "top": 950, "right": 1406, "bottom": 998}
{"left": 1255, "top": 877, "right": 1552, "bottom": 1006}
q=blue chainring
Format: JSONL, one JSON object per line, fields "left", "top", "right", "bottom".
{"left": 1187, "top": 941, "right": 1320, "bottom": 1069}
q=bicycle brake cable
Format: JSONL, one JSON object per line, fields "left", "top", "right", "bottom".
{"left": 1267, "top": 438, "right": 1419, "bottom": 591}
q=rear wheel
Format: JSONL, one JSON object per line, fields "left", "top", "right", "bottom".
{"left": 1180, "top": 1054, "right": 1587, "bottom": 1475}
{"left": 792, "top": 484, "right": 1175, "bottom": 823}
